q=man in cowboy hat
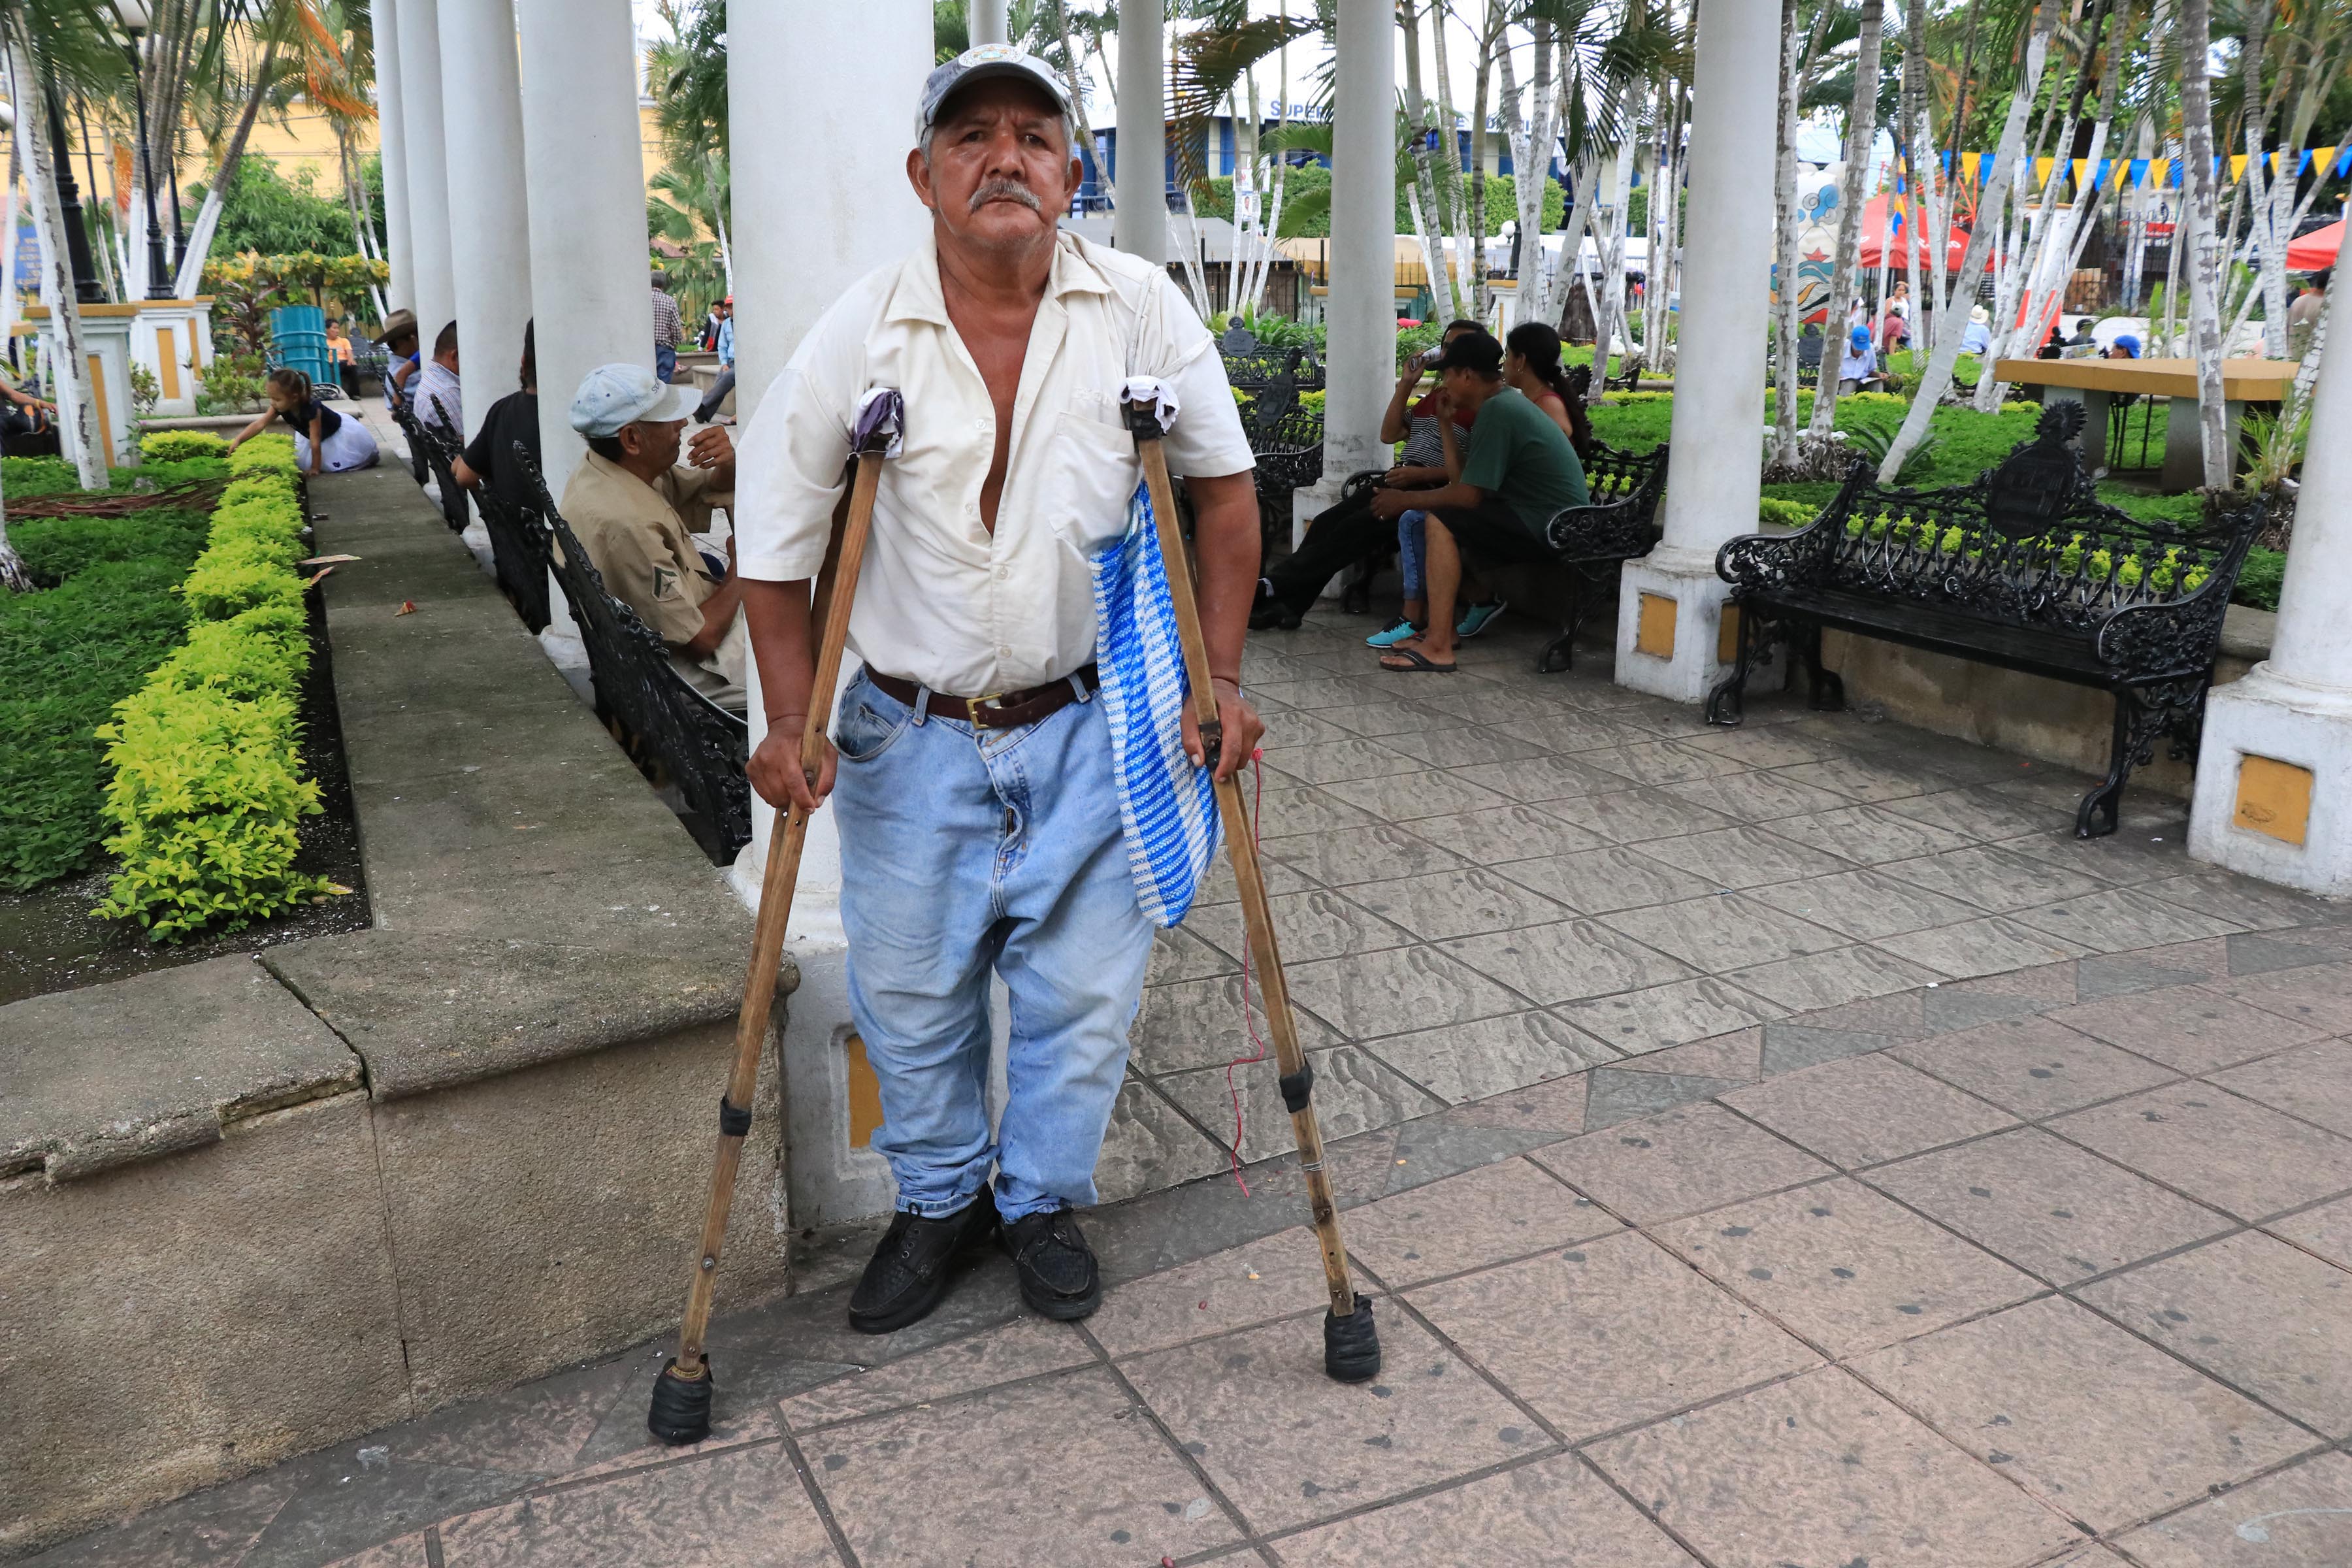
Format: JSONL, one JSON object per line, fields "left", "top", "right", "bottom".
{"left": 730, "top": 44, "right": 1260, "bottom": 1333}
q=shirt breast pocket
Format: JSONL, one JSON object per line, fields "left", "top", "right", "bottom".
{"left": 1050, "top": 411, "right": 1144, "bottom": 554}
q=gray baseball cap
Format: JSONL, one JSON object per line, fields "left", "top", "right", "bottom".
{"left": 570, "top": 363, "right": 698, "bottom": 438}
{"left": 917, "top": 44, "right": 1073, "bottom": 141}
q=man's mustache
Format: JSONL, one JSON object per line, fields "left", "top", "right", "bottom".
{"left": 970, "top": 178, "right": 1042, "bottom": 214}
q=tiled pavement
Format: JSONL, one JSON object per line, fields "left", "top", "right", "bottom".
{"left": 29, "top": 611, "right": 2352, "bottom": 1566}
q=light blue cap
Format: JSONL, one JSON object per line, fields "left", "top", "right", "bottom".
{"left": 570, "top": 362, "right": 698, "bottom": 438}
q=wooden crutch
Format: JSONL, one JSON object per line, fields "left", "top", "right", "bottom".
{"left": 1121, "top": 395, "right": 1382, "bottom": 1382}
{"left": 649, "top": 389, "right": 902, "bottom": 1446}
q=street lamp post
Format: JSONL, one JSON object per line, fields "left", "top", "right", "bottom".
{"left": 113, "top": 1, "right": 172, "bottom": 299}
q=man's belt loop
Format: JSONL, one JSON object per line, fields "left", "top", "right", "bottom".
{"left": 912, "top": 685, "right": 932, "bottom": 726}
{"left": 1068, "top": 671, "right": 1092, "bottom": 704}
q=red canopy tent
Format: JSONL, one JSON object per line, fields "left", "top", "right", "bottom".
{"left": 2287, "top": 220, "right": 2342, "bottom": 271}
{"left": 1855, "top": 191, "right": 1970, "bottom": 271}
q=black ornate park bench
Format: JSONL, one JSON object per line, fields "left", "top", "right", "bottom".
{"left": 399, "top": 395, "right": 471, "bottom": 534}
{"left": 1533, "top": 439, "right": 1671, "bottom": 672}
{"left": 1705, "top": 404, "right": 2266, "bottom": 838}
{"left": 517, "top": 446, "right": 752, "bottom": 866}
{"left": 1220, "top": 329, "right": 1327, "bottom": 547}
{"left": 465, "top": 469, "right": 555, "bottom": 636}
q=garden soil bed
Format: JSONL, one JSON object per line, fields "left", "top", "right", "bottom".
{"left": 0, "top": 585, "right": 370, "bottom": 1005}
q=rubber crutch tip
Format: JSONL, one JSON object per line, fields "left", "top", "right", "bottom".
{"left": 1324, "top": 1298, "right": 1382, "bottom": 1383}
{"left": 648, "top": 1358, "right": 715, "bottom": 1446}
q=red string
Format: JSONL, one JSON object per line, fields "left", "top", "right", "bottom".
{"left": 1221, "top": 749, "right": 1269, "bottom": 1196}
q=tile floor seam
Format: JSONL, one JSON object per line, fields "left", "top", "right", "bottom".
{"left": 2053, "top": 1281, "right": 2350, "bottom": 1447}
{"left": 1338, "top": 1039, "right": 1463, "bottom": 1116}
{"left": 1565, "top": 1444, "right": 1738, "bottom": 1568}
{"left": 783, "top": 1354, "right": 1140, "bottom": 1439}
{"left": 1345, "top": 1220, "right": 1627, "bottom": 1297}
{"left": 1347, "top": 1256, "right": 1578, "bottom": 1452}
{"left": 1245, "top": 1448, "right": 1574, "bottom": 1567}
{"left": 1069, "top": 1319, "right": 1267, "bottom": 1551}
{"left": 770, "top": 1407, "right": 868, "bottom": 1568}
{"left": 1838, "top": 1163, "right": 2247, "bottom": 1298}
{"left": 1521, "top": 1144, "right": 1841, "bottom": 1229}
{"left": 1637, "top": 1172, "right": 2065, "bottom": 1365}
{"left": 2190, "top": 1070, "right": 2352, "bottom": 1149}
{"left": 1882, "top": 1034, "right": 2195, "bottom": 1132}
{"left": 1827, "top": 1351, "right": 2125, "bottom": 1545}
{"left": 2074, "top": 1443, "right": 2352, "bottom": 1560}
{"left": 2027, "top": 1103, "right": 2352, "bottom": 1230}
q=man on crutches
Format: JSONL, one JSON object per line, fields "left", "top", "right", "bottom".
{"left": 728, "top": 46, "right": 1266, "bottom": 1333}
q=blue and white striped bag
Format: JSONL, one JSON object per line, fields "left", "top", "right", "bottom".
{"left": 1090, "top": 475, "right": 1222, "bottom": 928}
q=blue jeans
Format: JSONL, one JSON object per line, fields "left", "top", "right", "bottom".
{"left": 655, "top": 342, "right": 677, "bottom": 383}
{"left": 1397, "top": 508, "right": 1429, "bottom": 598}
{"left": 831, "top": 668, "right": 1153, "bottom": 1222}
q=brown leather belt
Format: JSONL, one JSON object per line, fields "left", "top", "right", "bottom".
{"left": 866, "top": 663, "right": 1100, "bottom": 730}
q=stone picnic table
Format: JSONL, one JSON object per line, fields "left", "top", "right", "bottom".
{"left": 1994, "top": 355, "right": 2296, "bottom": 492}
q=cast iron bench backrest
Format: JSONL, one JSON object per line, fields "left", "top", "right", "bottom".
{"left": 407, "top": 395, "right": 472, "bottom": 534}
{"left": 515, "top": 444, "right": 751, "bottom": 867}
{"left": 467, "top": 474, "right": 554, "bottom": 635}
{"left": 1546, "top": 440, "right": 1669, "bottom": 557}
{"left": 1768, "top": 404, "right": 2259, "bottom": 645}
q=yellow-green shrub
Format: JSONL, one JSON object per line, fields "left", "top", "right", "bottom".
{"left": 140, "top": 429, "right": 228, "bottom": 463}
{"left": 229, "top": 437, "right": 299, "bottom": 478}
{"left": 94, "top": 433, "right": 326, "bottom": 939}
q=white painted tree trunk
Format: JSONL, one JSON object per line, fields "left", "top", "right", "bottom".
{"left": 1771, "top": 0, "right": 1810, "bottom": 469}
{"left": 1877, "top": 0, "right": 2061, "bottom": 483}
{"left": 172, "top": 44, "right": 276, "bottom": 298}
{"left": 12, "top": 35, "right": 105, "bottom": 491}
{"left": 2179, "top": 0, "right": 2232, "bottom": 487}
{"left": 1810, "top": 0, "right": 1883, "bottom": 439}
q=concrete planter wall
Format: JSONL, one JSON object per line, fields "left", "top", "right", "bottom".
{"left": 0, "top": 464, "right": 796, "bottom": 1556}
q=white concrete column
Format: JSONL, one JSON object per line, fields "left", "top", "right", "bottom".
{"left": 2191, "top": 314, "right": 2352, "bottom": 892}
{"left": 728, "top": 0, "right": 933, "bottom": 1226}
{"left": 436, "top": 0, "right": 532, "bottom": 444}
{"left": 1288, "top": 0, "right": 1396, "bottom": 547}
{"left": 515, "top": 0, "right": 653, "bottom": 500}
{"left": 1614, "top": 0, "right": 1779, "bottom": 702}
{"left": 393, "top": 0, "right": 457, "bottom": 350}
{"left": 1113, "top": 0, "right": 1166, "bottom": 264}
{"left": 376, "top": 0, "right": 416, "bottom": 315}
{"left": 970, "top": 0, "right": 1010, "bottom": 46}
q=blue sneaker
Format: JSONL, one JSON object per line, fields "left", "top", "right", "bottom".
{"left": 1365, "top": 617, "right": 1422, "bottom": 649}
{"left": 1456, "top": 598, "right": 1508, "bottom": 638}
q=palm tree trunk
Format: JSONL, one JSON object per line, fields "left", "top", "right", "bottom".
{"left": 11, "top": 30, "right": 106, "bottom": 492}
{"left": 1772, "top": 0, "right": 1814, "bottom": 468}
{"left": 1429, "top": 0, "right": 1477, "bottom": 309}
{"left": 1467, "top": 0, "right": 1497, "bottom": 319}
{"left": 1400, "top": 1, "right": 1462, "bottom": 321}
{"left": 173, "top": 41, "right": 279, "bottom": 298}
{"left": 1879, "top": 0, "right": 2063, "bottom": 483}
{"left": 1809, "top": 0, "right": 1885, "bottom": 439}
{"left": 1057, "top": 1, "right": 1114, "bottom": 207}
{"left": 2179, "top": 0, "right": 2232, "bottom": 487}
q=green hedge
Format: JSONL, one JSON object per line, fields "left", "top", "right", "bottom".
{"left": 0, "top": 459, "right": 227, "bottom": 889}
{"left": 92, "top": 433, "right": 327, "bottom": 939}
{"left": 140, "top": 429, "right": 230, "bottom": 463}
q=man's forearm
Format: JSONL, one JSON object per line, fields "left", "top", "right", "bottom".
{"left": 740, "top": 576, "right": 818, "bottom": 724}
{"left": 1184, "top": 471, "right": 1261, "bottom": 687}
{"left": 1413, "top": 482, "right": 1485, "bottom": 514}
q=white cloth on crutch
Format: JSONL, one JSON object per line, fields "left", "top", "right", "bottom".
{"left": 1090, "top": 376, "right": 1220, "bottom": 928}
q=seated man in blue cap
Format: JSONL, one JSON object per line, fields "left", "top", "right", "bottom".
{"left": 561, "top": 361, "right": 744, "bottom": 710}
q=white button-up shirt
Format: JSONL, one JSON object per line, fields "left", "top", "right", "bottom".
{"left": 732, "top": 230, "right": 1254, "bottom": 696}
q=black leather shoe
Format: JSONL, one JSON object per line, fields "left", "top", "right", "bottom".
{"left": 1002, "top": 1206, "right": 1102, "bottom": 1321}
{"left": 847, "top": 1188, "right": 999, "bottom": 1335}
